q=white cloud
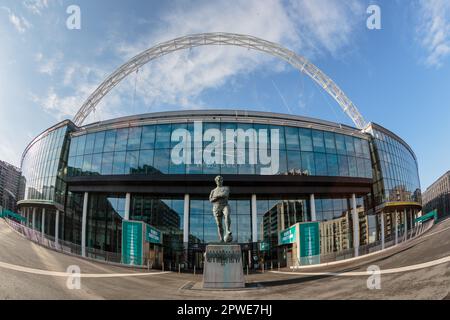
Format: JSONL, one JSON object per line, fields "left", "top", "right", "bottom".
{"left": 417, "top": 0, "right": 450, "bottom": 68}
{"left": 36, "top": 52, "right": 64, "bottom": 76}
{"left": 33, "top": 0, "right": 365, "bottom": 124}
{"left": 1, "top": 6, "right": 32, "bottom": 33}
{"left": 23, "top": 0, "right": 49, "bottom": 15}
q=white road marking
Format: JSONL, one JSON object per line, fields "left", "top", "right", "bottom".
{"left": 0, "top": 260, "right": 170, "bottom": 278}
{"left": 270, "top": 254, "right": 450, "bottom": 277}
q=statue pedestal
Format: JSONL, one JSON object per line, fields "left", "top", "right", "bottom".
{"left": 202, "top": 244, "right": 245, "bottom": 289}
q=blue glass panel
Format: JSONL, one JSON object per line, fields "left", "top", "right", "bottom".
{"left": 103, "top": 130, "right": 116, "bottom": 153}
{"left": 112, "top": 151, "right": 126, "bottom": 175}
{"left": 155, "top": 124, "right": 171, "bottom": 149}
{"left": 141, "top": 125, "right": 156, "bottom": 150}
{"left": 93, "top": 131, "right": 105, "bottom": 154}
{"left": 301, "top": 152, "right": 316, "bottom": 175}
{"left": 84, "top": 134, "right": 95, "bottom": 155}
{"left": 153, "top": 148, "right": 170, "bottom": 174}
{"left": 335, "top": 134, "right": 347, "bottom": 155}
{"left": 338, "top": 155, "right": 349, "bottom": 177}
{"left": 285, "top": 127, "right": 300, "bottom": 151}
{"left": 101, "top": 152, "right": 113, "bottom": 175}
{"left": 299, "top": 128, "right": 313, "bottom": 152}
{"left": 345, "top": 136, "right": 355, "bottom": 156}
{"left": 287, "top": 150, "right": 302, "bottom": 172}
{"left": 114, "top": 128, "right": 129, "bottom": 152}
{"left": 125, "top": 151, "right": 139, "bottom": 174}
{"left": 127, "top": 127, "right": 142, "bottom": 151}
{"left": 314, "top": 152, "right": 327, "bottom": 176}
{"left": 326, "top": 154, "right": 339, "bottom": 176}
{"left": 324, "top": 132, "right": 336, "bottom": 154}
{"left": 91, "top": 153, "right": 102, "bottom": 175}
{"left": 76, "top": 135, "right": 86, "bottom": 156}
{"left": 312, "top": 130, "right": 325, "bottom": 153}
{"left": 69, "top": 137, "right": 78, "bottom": 157}
{"left": 138, "top": 149, "right": 154, "bottom": 174}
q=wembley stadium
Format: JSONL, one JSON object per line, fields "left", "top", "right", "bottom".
{"left": 15, "top": 33, "right": 423, "bottom": 270}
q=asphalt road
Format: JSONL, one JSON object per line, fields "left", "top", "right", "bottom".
{"left": 0, "top": 218, "right": 449, "bottom": 300}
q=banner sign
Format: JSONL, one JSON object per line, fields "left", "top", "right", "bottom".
{"left": 145, "top": 224, "right": 163, "bottom": 244}
{"left": 122, "top": 221, "right": 144, "bottom": 266}
{"left": 299, "top": 222, "right": 320, "bottom": 265}
{"left": 279, "top": 224, "right": 297, "bottom": 245}
{"left": 259, "top": 241, "right": 270, "bottom": 251}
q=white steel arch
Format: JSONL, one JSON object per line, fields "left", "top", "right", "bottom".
{"left": 73, "top": 32, "right": 367, "bottom": 129}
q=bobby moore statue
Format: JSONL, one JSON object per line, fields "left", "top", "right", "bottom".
{"left": 209, "top": 176, "right": 233, "bottom": 243}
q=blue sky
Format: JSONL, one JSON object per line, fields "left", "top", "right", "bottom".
{"left": 0, "top": 0, "right": 449, "bottom": 189}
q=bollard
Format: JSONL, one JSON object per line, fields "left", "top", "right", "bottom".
{"left": 271, "top": 261, "right": 273, "bottom": 270}
{"left": 262, "top": 263, "right": 264, "bottom": 273}
{"left": 147, "top": 260, "right": 150, "bottom": 271}
{"left": 194, "top": 265, "right": 196, "bottom": 275}
{"left": 162, "top": 262, "right": 164, "bottom": 272}
{"left": 178, "top": 264, "right": 181, "bottom": 274}
{"left": 278, "top": 262, "right": 280, "bottom": 272}
{"left": 247, "top": 265, "right": 249, "bottom": 276}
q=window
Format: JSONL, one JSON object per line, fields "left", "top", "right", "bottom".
{"left": 299, "top": 128, "right": 313, "bottom": 152}
{"left": 115, "top": 128, "right": 129, "bottom": 152}
{"left": 312, "top": 130, "right": 325, "bottom": 153}
{"left": 141, "top": 126, "right": 156, "bottom": 150}
{"left": 324, "top": 132, "right": 336, "bottom": 154}
{"left": 326, "top": 154, "right": 339, "bottom": 176}
{"left": 155, "top": 124, "right": 171, "bottom": 149}
{"left": 285, "top": 127, "right": 300, "bottom": 151}
{"left": 301, "top": 152, "right": 315, "bottom": 175}
{"left": 112, "top": 151, "right": 126, "bottom": 175}
{"left": 103, "top": 130, "right": 116, "bottom": 153}
{"left": 125, "top": 151, "right": 139, "bottom": 174}
{"left": 93, "top": 131, "right": 105, "bottom": 154}
{"left": 315, "top": 153, "right": 327, "bottom": 176}
{"left": 127, "top": 127, "right": 142, "bottom": 151}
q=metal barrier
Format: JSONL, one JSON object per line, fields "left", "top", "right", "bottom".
{"left": 296, "top": 219, "right": 435, "bottom": 266}
{"left": 4, "top": 217, "right": 435, "bottom": 271}
{"left": 3, "top": 218, "right": 149, "bottom": 269}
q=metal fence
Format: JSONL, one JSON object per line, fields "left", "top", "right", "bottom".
{"left": 3, "top": 216, "right": 435, "bottom": 272}
{"left": 299, "top": 219, "right": 435, "bottom": 266}
{"left": 3, "top": 218, "right": 150, "bottom": 269}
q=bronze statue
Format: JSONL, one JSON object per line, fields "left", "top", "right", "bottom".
{"left": 209, "top": 176, "right": 233, "bottom": 243}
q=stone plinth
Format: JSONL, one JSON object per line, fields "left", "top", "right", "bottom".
{"left": 202, "top": 244, "right": 245, "bottom": 289}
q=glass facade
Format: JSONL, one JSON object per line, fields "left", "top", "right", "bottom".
{"left": 130, "top": 195, "right": 184, "bottom": 264}
{"left": 189, "top": 198, "right": 251, "bottom": 245}
{"left": 18, "top": 112, "right": 423, "bottom": 268}
{"left": 369, "top": 125, "right": 421, "bottom": 206}
{"left": 68, "top": 122, "right": 372, "bottom": 179}
{"left": 21, "top": 124, "right": 70, "bottom": 205}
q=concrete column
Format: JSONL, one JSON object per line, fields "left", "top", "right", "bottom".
{"left": 251, "top": 194, "right": 257, "bottom": 243}
{"left": 409, "top": 210, "right": 413, "bottom": 230}
{"left": 41, "top": 208, "right": 46, "bottom": 236}
{"left": 183, "top": 194, "right": 190, "bottom": 244}
{"left": 395, "top": 210, "right": 398, "bottom": 245}
{"left": 124, "top": 193, "right": 131, "bottom": 221}
{"left": 380, "top": 212, "right": 385, "bottom": 250}
{"left": 351, "top": 194, "right": 359, "bottom": 257}
{"left": 55, "top": 210, "right": 59, "bottom": 245}
{"left": 32, "top": 208, "right": 36, "bottom": 230}
{"left": 81, "top": 192, "right": 88, "bottom": 257}
{"left": 310, "top": 194, "right": 317, "bottom": 221}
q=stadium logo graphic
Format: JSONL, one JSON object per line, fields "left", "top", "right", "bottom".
{"left": 170, "top": 121, "right": 280, "bottom": 175}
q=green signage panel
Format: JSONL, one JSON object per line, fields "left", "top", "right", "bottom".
{"left": 259, "top": 241, "right": 270, "bottom": 251}
{"left": 122, "top": 221, "right": 144, "bottom": 266}
{"left": 415, "top": 209, "right": 437, "bottom": 224}
{"left": 279, "top": 225, "right": 297, "bottom": 245}
{"left": 145, "top": 224, "right": 162, "bottom": 244}
{"left": 299, "top": 222, "right": 320, "bottom": 265}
